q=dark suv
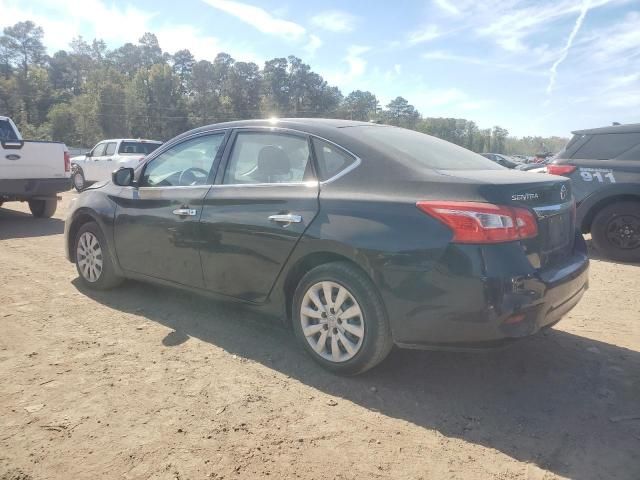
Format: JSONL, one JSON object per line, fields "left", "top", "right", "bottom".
{"left": 548, "top": 123, "right": 640, "bottom": 262}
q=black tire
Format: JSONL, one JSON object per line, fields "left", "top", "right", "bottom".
{"left": 591, "top": 200, "right": 640, "bottom": 262}
{"left": 28, "top": 198, "right": 57, "bottom": 218}
{"left": 74, "top": 221, "right": 123, "bottom": 289}
{"left": 72, "top": 168, "right": 85, "bottom": 192}
{"left": 292, "top": 261, "right": 393, "bottom": 375}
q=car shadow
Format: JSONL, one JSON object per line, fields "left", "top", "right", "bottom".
{"left": 74, "top": 278, "right": 640, "bottom": 480}
{"left": 586, "top": 238, "right": 640, "bottom": 266}
{"left": 0, "top": 206, "right": 64, "bottom": 240}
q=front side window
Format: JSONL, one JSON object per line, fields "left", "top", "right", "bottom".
{"left": 0, "top": 119, "right": 18, "bottom": 141}
{"left": 141, "top": 134, "right": 224, "bottom": 187}
{"left": 105, "top": 142, "right": 117, "bottom": 156}
{"left": 223, "top": 132, "right": 313, "bottom": 185}
{"left": 312, "top": 138, "right": 357, "bottom": 180}
{"left": 91, "top": 143, "right": 106, "bottom": 157}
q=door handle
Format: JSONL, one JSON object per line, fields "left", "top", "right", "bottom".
{"left": 172, "top": 208, "right": 197, "bottom": 216}
{"left": 269, "top": 214, "right": 302, "bottom": 224}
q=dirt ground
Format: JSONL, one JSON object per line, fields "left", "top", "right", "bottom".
{"left": 1, "top": 191, "right": 639, "bottom": 480}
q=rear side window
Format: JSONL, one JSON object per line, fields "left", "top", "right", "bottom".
{"left": 572, "top": 133, "right": 640, "bottom": 160}
{"left": 223, "top": 132, "right": 312, "bottom": 185}
{"left": 119, "top": 141, "right": 161, "bottom": 155}
{"left": 312, "top": 138, "right": 357, "bottom": 180}
{"left": 0, "top": 119, "right": 18, "bottom": 140}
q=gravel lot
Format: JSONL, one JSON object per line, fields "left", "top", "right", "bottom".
{"left": 1, "top": 191, "right": 639, "bottom": 480}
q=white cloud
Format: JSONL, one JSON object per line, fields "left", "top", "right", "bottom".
{"left": 546, "top": 0, "right": 591, "bottom": 94}
{"left": 476, "top": 0, "right": 619, "bottom": 53}
{"left": 304, "top": 34, "right": 323, "bottom": 58}
{"left": 406, "top": 24, "right": 441, "bottom": 45}
{"left": 433, "top": 0, "right": 461, "bottom": 16}
{"left": 310, "top": 10, "right": 358, "bottom": 33}
{"left": 0, "top": 0, "right": 153, "bottom": 51}
{"left": 324, "top": 45, "right": 370, "bottom": 85}
{"left": 202, "top": 0, "right": 306, "bottom": 40}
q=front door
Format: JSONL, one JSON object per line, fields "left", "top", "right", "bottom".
{"left": 83, "top": 142, "right": 106, "bottom": 180}
{"left": 200, "top": 130, "right": 320, "bottom": 302}
{"left": 95, "top": 141, "right": 117, "bottom": 180}
{"left": 113, "top": 132, "right": 227, "bottom": 288}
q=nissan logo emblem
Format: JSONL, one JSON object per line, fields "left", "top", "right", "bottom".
{"left": 560, "top": 185, "right": 568, "bottom": 201}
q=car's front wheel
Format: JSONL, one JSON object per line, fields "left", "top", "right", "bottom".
{"left": 591, "top": 201, "right": 640, "bottom": 263}
{"left": 292, "top": 262, "right": 393, "bottom": 375}
{"left": 74, "top": 222, "right": 123, "bottom": 289}
{"left": 72, "top": 168, "right": 86, "bottom": 192}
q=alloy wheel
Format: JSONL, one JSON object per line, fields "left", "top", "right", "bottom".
{"left": 606, "top": 214, "right": 640, "bottom": 250}
{"left": 300, "top": 281, "right": 365, "bottom": 363}
{"left": 77, "top": 231, "right": 103, "bottom": 282}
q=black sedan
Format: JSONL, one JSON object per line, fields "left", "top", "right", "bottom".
{"left": 64, "top": 119, "right": 589, "bottom": 375}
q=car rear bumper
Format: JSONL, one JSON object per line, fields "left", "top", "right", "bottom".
{"left": 0, "top": 178, "right": 70, "bottom": 199}
{"left": 381, "top": 232, "right": 590, "bottom": 350}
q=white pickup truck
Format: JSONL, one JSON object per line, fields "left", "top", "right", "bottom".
{"left": 0, "top": 116, "right": 70, "bottom": 217}
{"left": 71, "top": 138, "right": 162, "bottom": 191}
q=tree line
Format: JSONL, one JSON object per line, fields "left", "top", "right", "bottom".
{"left": 0, "top": 21, "right": 567, "bottom": 154}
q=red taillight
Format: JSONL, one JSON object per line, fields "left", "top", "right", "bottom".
{"left": 64, "top": 151, "right": 70, "bottom": 172}
{"left": 416, "top": 201, "right": 538, "bottom": 244}
{"left": 547, "top": 164, "right": 576, "bottom": 176}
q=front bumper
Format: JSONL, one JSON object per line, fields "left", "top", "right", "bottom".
{"left": 382, "top": 233, "right": 590, "bottom": 350}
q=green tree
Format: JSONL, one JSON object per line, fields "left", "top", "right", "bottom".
{"left": 341, "top": 90, "right": 378, "bottom": 121}
{"left": 383, "top": 96, "right": 420, "bottom": 128}
{"left": 0, "top": 21, "right": 46, "bottom": 76}
{"left": 172, "top": 49, "right": 195, "bottom": 94}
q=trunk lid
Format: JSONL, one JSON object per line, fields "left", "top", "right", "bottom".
{"left": 433, "top": 169, "right": 575, "bottom": 268}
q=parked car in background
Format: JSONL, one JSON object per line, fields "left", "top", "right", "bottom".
{"left": 480, "top": 153, "right": 520, "bottom": 168}
{"left": 71, "top": 138, "right": 162, "bottom": 191}
{"left": 547, "top": 122, "right": 640, "bottom": 262}
{"left": 0, "top": 115, "right": 70, "bottom": 217}
{"left": 65, "top": 119, "right": 588, "bottom": 375}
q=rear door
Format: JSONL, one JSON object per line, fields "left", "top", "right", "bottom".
{"left": 113, "top": 131, "right": 227, "bottom": 287}
{"left": 199, "top": 129, "right": 320, "bottom": 302}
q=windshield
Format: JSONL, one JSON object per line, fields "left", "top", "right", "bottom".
{"left": 118, "top": 141, "right": 161, "bottom": 155}
{"left": 0, "top": 119, "right": 18, "bottom": 141}
{"left": 355, "top": 126, "right": 503, "bottom": 170}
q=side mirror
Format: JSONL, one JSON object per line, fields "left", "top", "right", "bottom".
{"left": 84, "top": 151, "right": 92, "bottom": 157}
{"left": 112, "top": 167, "right": 135, "bottom": 186}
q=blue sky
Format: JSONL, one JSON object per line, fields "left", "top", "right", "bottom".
{"left": 3, "top": 0, "right": 639, "bottom": 137}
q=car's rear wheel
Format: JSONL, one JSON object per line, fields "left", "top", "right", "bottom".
{"left": 591, "top": 201, "right": 640, "bottom": 262}
{"left": 74, "top": 222, "right": 123, "bottom": 289}
{"left": 72, "top": 168, "right": 85, "bottom": 192}
{"left": 28, "top": 198, "right": 57, "bottom": 218}
{"left": 292, "top": 261, "right": 392, "bottom": 375}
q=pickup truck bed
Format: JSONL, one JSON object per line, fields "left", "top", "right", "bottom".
{"left": 1, "top": 117, "right": 71, "bottom": 217}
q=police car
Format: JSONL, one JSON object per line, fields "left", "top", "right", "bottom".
{"left": 548, "top": 123, "right": 640, "bottom": 262}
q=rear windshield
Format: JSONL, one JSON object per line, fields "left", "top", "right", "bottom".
{"left": 118, "top": 141, "right": 161, "bottom": 155}
{"left": 0, "top": 119, "right": 18, "bottom": 141}
{"left": 355, "top": 126, "right": 502, "bottom": 170}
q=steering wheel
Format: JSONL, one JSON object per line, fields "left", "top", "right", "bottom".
{"left": 178, "top": 167, "right": 209, "bottom": 186}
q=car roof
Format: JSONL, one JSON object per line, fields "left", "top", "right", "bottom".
{"left": 185, "top": 118, "right": 377, "bottom": 138}
{"left": 572, "top": 123, "right": 640, "bottom": 135}
{"left": 99, "top": 138, "right": 163, "bottom": 143}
